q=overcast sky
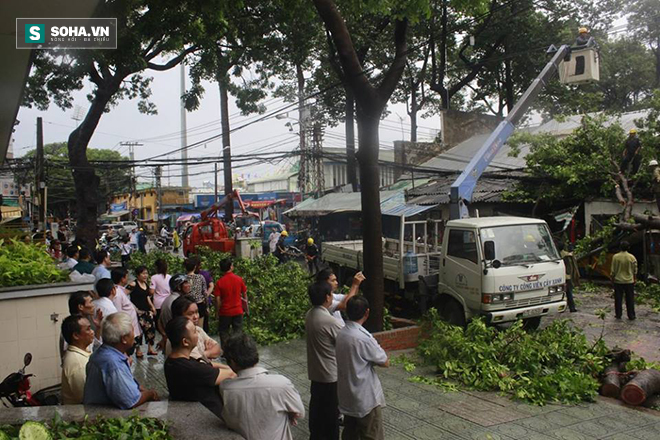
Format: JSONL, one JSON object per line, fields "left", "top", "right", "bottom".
{"left": 12, "top": 64, "right": 442, "bottom": 190}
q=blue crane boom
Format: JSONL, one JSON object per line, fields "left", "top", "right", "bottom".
{"left": 449, "top": 45, "right": 571, "bottom": 219}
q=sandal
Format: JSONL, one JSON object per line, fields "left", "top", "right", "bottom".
{"left": 136, "top": 351, "right": 144, "bottom": 359}
{"left": 147, "top": 350, "right": 158, "bottom": 356}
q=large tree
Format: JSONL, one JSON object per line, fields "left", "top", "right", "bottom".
{"left": 22, "top": 0, "right": 230, "bottom": 244}
{"left": 312, "top": 0, "right": 429, "bottom": 331}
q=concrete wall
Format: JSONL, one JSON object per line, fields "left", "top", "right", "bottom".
{"left": 585, "top": 200, "right": 659, "bottom": 235}
{"left": 0, "top": 291, "right": 70, "bottom": 392}
{"left": 441, "top": 110, "right": 502, "bottom": 148}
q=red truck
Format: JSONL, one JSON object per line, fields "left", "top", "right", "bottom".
{"left": 182, "top": 190, "right": 257, "bottom": 256}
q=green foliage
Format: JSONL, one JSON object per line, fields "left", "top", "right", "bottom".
{"left": 625, "top": 355, "right": 660, "bottom": 372}
{"left": 573, "top": 217, "right": 617, "bottom": 259}
{"left": 232, "top": 255, "right": 311, "bottom": 344}
{"left": 506, "top": 115, "right": 655, "bottom": 205}
{"left": 129, "top": 248, "right": 311, "bottom": 345}
{"left": 0, "top": 239, "right": 68, "bottom": 288}
{"left": 417, "top": 311, "right": 610, "bottom": 405}
{"left": 634, "top": 280, "right": 660, "bottom": 312}
{"left": 126, "top": 250, "right": 186, "bottom": 276}
{"left": 18, "top": 143, "right": 131, "bottom": 203}
{"left": 391, "top": 354, "right": 417, "bottom": 373}
{"left": 0, "top": 414, "right": 171, "bottom": 440}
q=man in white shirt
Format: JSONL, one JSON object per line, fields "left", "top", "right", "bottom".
{"left": 220, "top": 333, "right": 304, "bottom": 440}
{"left": 61, "top": 314, "right": 95, "bottom": 404}
{"left": 336, "top": 296, "right": 389, "bottom": 440}
{"left": 93, "top": 278, "right": 118, "bottom": 320}
{"left": 268, "top": 231, "right": 280, "bottom": 254}
{"left": 92, "top": 250, "right": 112, "bottom": 284}
{"left": 64, "top": 246, "right": 79, "bottom": 270}
{"left": 316, "top": 268, "right": 365, "bottom": 326}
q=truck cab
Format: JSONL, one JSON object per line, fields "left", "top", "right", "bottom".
{"left": 182, "top": 218, "right": 235, "bottom": 256}
{"left": 437, "top": 217, "right": 566, "bottom": 329}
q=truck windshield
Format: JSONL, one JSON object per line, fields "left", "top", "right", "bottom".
{"left": 479, "top": 223, "right": 559, "bottom": 265}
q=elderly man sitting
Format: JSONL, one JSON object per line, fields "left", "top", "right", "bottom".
{"left": 83, "top": 312, "right": 159, "bottom": 409}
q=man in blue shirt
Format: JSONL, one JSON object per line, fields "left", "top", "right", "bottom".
{"left": 83, "top": 312, "right": 159, "bottom": 409}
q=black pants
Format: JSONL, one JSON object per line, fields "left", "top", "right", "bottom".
{"left": 308, "top": 258, "right": 321, "bottom": 275}
{"left": 621, "top": 153, "right": 641, "bottom": 174}
{"left": 614, "top": 283, "right": 636, "bottom": 319}
{"left": 197, "top": 301, "right": 209, "bottom": 333}
{"left": 218, "top": 314, "right": 243, "bottom": 346}
{"left": 309, "top": 381, "right": 339, "bottom": 440}
{"left": 566, "top": 280, "right": 576, "bottom": 311}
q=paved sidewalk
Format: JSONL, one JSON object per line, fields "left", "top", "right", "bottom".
{"left": 135, "top": 336, "right": 660, "bottom": 440}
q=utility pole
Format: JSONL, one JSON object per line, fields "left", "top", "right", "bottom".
{"left": 155, "top": 166, "right": 162, "bottom": 230}
{"left": 180, "top": 63, "right": 189, "bottom": 189}
{"left": 36, "top": 117, "right": 46, "bottom": 231}
{"left": 311, "top": 123, "right": 325, "bottom": 198}
{"left": 298, "top": 105, "right": 310, "bottom": 196}
{"left": 120, "top": 142, "right": 142, "bottom": 221}
{"left": 214, "top": 163, "right": 219, "bottom": 203}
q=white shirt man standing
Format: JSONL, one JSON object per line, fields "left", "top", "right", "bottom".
{"left": 336, "top": 296, "right": 389, "bottom": 440}
{"left": 220, "top": 333, "right": 304, "bottom": 440}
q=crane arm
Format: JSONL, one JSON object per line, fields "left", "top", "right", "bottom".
{"left": 449, "top": 45, "right": 570, "bottom": 220}
{"left": 201, "top": 189, "right": 251, "bottom": 220}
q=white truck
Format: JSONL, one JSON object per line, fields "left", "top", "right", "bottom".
{"left": 324, "top": 40, "right": 598, "bottom": 328}
{"left": 323, "top": 216, "right": 567, "bottom": 329}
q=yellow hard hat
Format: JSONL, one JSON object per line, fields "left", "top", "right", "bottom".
{"left": 524, "top": 234, "right": 536, "bottom": 242}
{"left": 281, "top": 230, "right": 288, "bottom": 237}
{"left": 307, "top": 238, "right": 314, "bottom": 245}
{"left": 578, "top": 27, "right": 588, "bottom": 34}
{"left": 630, "top": 128, "right": 637, "bottom": 134}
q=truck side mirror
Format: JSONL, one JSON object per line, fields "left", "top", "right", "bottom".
{"left": 484, "top": 241, "right": 496, "bottom": 261}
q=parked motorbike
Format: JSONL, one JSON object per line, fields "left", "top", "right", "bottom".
{"left": 0, "top": 353, "right": 60, "bottom": 407}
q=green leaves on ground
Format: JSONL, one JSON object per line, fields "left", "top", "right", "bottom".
{"left": 0, "top": 239, "right": 68, "bottom": 288}
{"left": 0, "top": 415, "right": 171, "bottom": 440}
{"left": 635, "top": 281, "right": 660, "bottom": 312}
{"left": 417, "top": 311, "right": 610, "bottom": 405}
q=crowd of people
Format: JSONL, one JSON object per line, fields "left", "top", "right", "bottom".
{"left": 56, "top": 235, "right": 385, "bottom": 440}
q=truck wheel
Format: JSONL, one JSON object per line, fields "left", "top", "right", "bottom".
{"left": 441, "top": 299, "right": 466, "bottom": 328}
{"left": 522, "top": 316, "right": 541, "bottom": 331}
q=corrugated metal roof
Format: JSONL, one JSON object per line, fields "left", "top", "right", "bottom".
{"left": 406, "top": 176, "right": 519, "bottom": 206}
{"left": 284, "top": 190, "right": 432, "bottom": 218}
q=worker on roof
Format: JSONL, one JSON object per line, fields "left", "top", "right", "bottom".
{"left": 621, "top": 128, "right": 642, "bottom": 175}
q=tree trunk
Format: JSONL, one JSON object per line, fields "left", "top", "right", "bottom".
{"left": 68, "top": 87, "right": 117, "bottom": 247}
{"left": 356, "top": 112, "right": 385, "bottom": 331}
{"left": 313, "top": 0, "right": 408, "bottom": 332}
{"left": 345, "top": 88, "right": 358, "bottom": 191}
{"left": 621, "top": 369, "right": 660, "bottom": 406}
{"left": 219, "top": 75, "right": 233, "bottom": 219}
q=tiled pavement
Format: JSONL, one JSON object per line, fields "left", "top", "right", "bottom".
{"left": 135, "top": 337, "right": 660, "bottom": 440}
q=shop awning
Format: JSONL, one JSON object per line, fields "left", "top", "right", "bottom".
{"left": 100, "top": 210, "right": 129, "bottom": 219}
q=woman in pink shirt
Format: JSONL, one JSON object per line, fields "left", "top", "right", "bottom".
{"left": 151, "top": 259, "right": 172, "bottom": 324}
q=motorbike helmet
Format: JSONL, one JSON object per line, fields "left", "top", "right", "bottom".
{"left": 169, "top": 274, "right": 188, "bottom": 292}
